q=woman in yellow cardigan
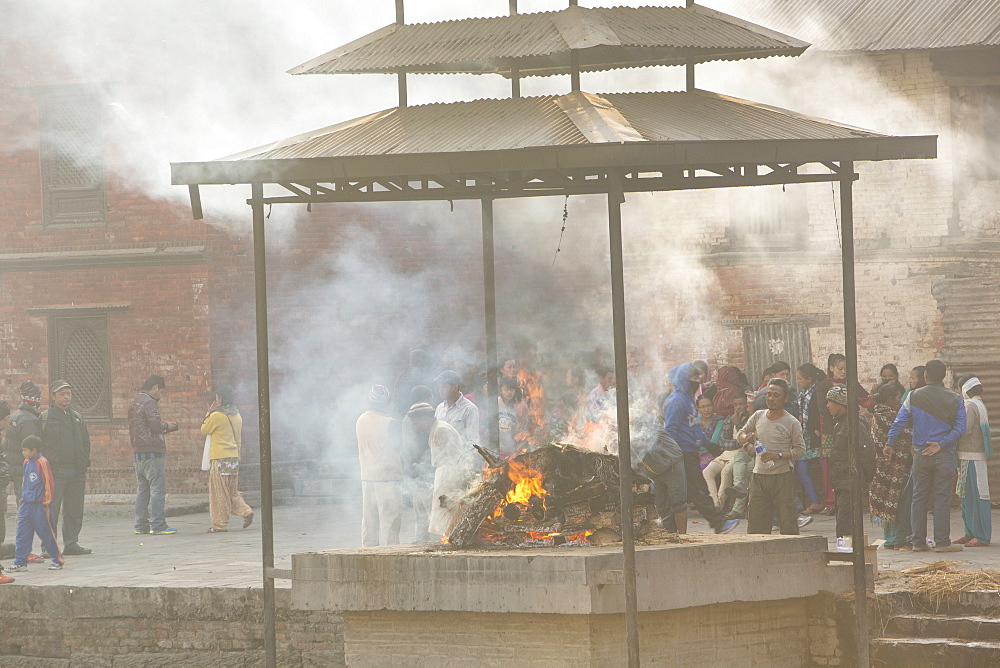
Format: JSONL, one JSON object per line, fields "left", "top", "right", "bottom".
{"left": 201, "top": 385, "right": 253, "bottom": 532}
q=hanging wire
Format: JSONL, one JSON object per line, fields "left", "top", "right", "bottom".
{"left": 831, "top": 181, "right": 841, "bottom": 249}
{"left": 552, "top": 195, "right": 570, "bottom": 265}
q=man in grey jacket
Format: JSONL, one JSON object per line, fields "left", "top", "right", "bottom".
{"left": 129, "top": 375, "right": 180, "bottom": 536}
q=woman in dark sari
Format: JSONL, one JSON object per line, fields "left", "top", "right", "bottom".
{"left": 868, "top": 381, "right": 912, "bottom": 550}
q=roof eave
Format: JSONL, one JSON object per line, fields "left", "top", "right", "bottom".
{"left": 171, "top": 135, "right": 938, "bottom": 186}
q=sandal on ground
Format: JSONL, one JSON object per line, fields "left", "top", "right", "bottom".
{"left": 243, "top": 511, "right": 254, "bottom": 529}
{"left": 207, "top": 528, "right": 228, "bottom": 533}
{"left": 954, "top": 535, "right": 972, "bottom": 544}
{"left": 966, "top": 538, "right": 988, "bottom": 547}
{"left": 821, "top": 507, "right": 836, "bottom": 516}
{"left": 805, "top": 504, "right": 825, "bottom": 515}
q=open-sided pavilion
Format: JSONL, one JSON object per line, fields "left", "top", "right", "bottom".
{"left": 171, "top": 3, "right": 936, "bottom": 666}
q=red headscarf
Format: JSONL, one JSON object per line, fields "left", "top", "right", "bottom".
{"left": 712, "top": 366, "right": 742, "bottom": 417}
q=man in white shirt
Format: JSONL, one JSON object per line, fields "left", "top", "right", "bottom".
{"left": 355, "top": 385, "right": 401, "bottom": 546}
{"left": 435, "top": 370, "right": 480, "bottom": 453}
{"left": 737, "top": 378, "right": 806, "bottom": 535}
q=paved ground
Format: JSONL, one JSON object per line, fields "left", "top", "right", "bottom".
{"left": 1, "top": 499, "right": 997, "bottom": 589}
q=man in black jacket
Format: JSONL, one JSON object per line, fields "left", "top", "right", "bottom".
{"left": 41, "top": 379, "right": 92, "bottom": 556}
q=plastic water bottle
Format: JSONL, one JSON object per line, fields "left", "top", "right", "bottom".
{"left": 754, "top": 440, "right": 776, "bottom": 468}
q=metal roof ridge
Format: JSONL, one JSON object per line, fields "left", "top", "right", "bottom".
{"left": 554, "top": 91, "right": 644, "bottom": 144}
{"left": 550, "top": 6, "right": 622, "bottom": 51}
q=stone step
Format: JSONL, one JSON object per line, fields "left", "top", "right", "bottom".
{"left": 870, "top": 637, "right": 1000, "bottom": 667}
{"left": 885, "top": 614, "right": 1000, "bottom": 641}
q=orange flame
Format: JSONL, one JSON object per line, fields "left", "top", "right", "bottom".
{"left": 505, "top": 459, "right": 546, "bottom": 505}
{"left": 517, "top": 367, "right": 546, "bottom": 444}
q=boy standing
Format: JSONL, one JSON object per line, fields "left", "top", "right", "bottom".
{"left": 6, "top": 435, "right": 64, "bottom": 573}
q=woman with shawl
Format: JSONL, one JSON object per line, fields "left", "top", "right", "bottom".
{"left": 955, "top": 375, "right": 992, "bottom": 546}
{"left": 815, "top": 353, "right": 872, "bottom": 515}
{"left": 868, "top": 381, "right": 912, "bottom": 549}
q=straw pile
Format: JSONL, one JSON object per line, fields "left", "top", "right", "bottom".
{"left": 904, "top": 563, "right": 1000, "bottom": 610}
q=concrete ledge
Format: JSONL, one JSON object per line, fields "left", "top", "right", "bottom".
{"left": 292, "top": 534, "right": 848, "bottom": 615}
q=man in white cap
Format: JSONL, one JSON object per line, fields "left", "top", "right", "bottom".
{"left": 955, "top": 374, "right": 992, "bottom": 547}
{"left": 355, "top": 385, "right": 401, "bottom": 546}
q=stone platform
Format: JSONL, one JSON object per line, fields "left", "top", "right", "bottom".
{"left": 291, "top": 534, "right": 855, "bottom": 666}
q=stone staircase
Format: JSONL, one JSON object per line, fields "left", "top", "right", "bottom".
{"left": 871, "top": 592, "right": 1000, "bottom": 666}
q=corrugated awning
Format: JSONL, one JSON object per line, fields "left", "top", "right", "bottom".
{"left": 288, "top": 4, "right": 809, "bottom": 78}
{"left": 171, "top": 89, "right": 935, "bottom": 186}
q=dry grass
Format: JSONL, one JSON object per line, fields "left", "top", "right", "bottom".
{"left": 903, "top": 564, "right": 1000, "bottom": 610}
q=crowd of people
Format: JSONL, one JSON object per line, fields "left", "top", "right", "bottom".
{"left": 0, "top": 375, "right": 253, "bottom": 583}
{"left": 358, "top": 348, "right": 992, "bottom": 554}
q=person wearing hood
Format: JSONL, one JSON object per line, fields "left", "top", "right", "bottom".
{"left": 201, "top": 385, "right": 254, "bottom": 534}
{"left": 355, "top": 384, "right": 402, "bottom": 546}
{"left": 955, "top": 375, "right": 992, "bottom": 547}
{"left": 3, "top": 381, "right": 44, "bottom": 540}
{"left": 663, "top": 362, "right": 739, "bottom": 534}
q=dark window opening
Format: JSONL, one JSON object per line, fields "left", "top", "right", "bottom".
{"left": 726, "top": 185, "right": 808, "bottom": 250}
{"left": 37, "top": 85, "right": 106, "bottom": 227}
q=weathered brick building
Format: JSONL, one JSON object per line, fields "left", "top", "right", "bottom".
{"left": 2, "top": 1, "right": 997, "bottom": 495}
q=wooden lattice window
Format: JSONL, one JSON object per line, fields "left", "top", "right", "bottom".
{"left": 37, "top": 85, "right": 106, "bottom": 227}
{"left": 49, "top": 314, "right": 112, "bottom": 421}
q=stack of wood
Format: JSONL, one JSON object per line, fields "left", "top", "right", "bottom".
{"left": 446, "top": 443, "right": 655, "bottom": 548}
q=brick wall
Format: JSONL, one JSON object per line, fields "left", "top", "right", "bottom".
{"left": 0, "top": 586, "right": 343, "bottom": 667}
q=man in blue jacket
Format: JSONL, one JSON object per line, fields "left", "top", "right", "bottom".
{"left": 663, "top": 362, "right": 739, "bottom": 534}
{"left": 887, "top": 359, "right": 966, "bottom": 552}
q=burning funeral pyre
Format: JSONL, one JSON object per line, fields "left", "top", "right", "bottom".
{"left": 446, "top": 443, "right": 655, "bottom": 548}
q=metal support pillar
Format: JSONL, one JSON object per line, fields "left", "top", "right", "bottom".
{"left": 838, "top": 161, "right": 870, "bottom": 668}
{"left": 250, "top": 182, "right": 277, "bottom": 668}
{"left": 570, "top": 51, "right": 581, "bottom": 92}
{"left": 395, "top": 1, "right": 406, "bottom": 108}
{"left": 509, "top": 1, "right": 520, "bottom": 98}
{"left": 608, "top": 174, "right": 640, "bottom": 668}
{"left": 481, "top": 199, "right": 501, "bottom": 454}
{"left": 397, "top": 69, "right": 407, "bottom": 109}
{"left": 686, "top": 60, "right": 695, "bottom": 92}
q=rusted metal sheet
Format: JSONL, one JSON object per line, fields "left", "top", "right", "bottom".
{"left": 719, "top": 0, "right": 1000, "bottom": 52}
{"left": 289, "top": 5, "right": 809, "bottom": 78}
{"left": 742, "top": 323, "right": 812, "bottom": 390}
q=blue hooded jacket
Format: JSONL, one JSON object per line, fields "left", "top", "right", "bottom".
{"left": 662, "top": 362, "right": 707, "bottom": 454}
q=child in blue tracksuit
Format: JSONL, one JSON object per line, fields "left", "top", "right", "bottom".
{"left": 6, "top": 435, "right": 64, "bottom": 572}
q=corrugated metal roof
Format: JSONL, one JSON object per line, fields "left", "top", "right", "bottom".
{"left": 228, "top": 90, "right": 883, "bottom": 162}
{"left": 289, "top": 5, "right": 809, "bottom": 78}
{"left": 715, "top": 0, "right": 1000, "bottom": 51}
